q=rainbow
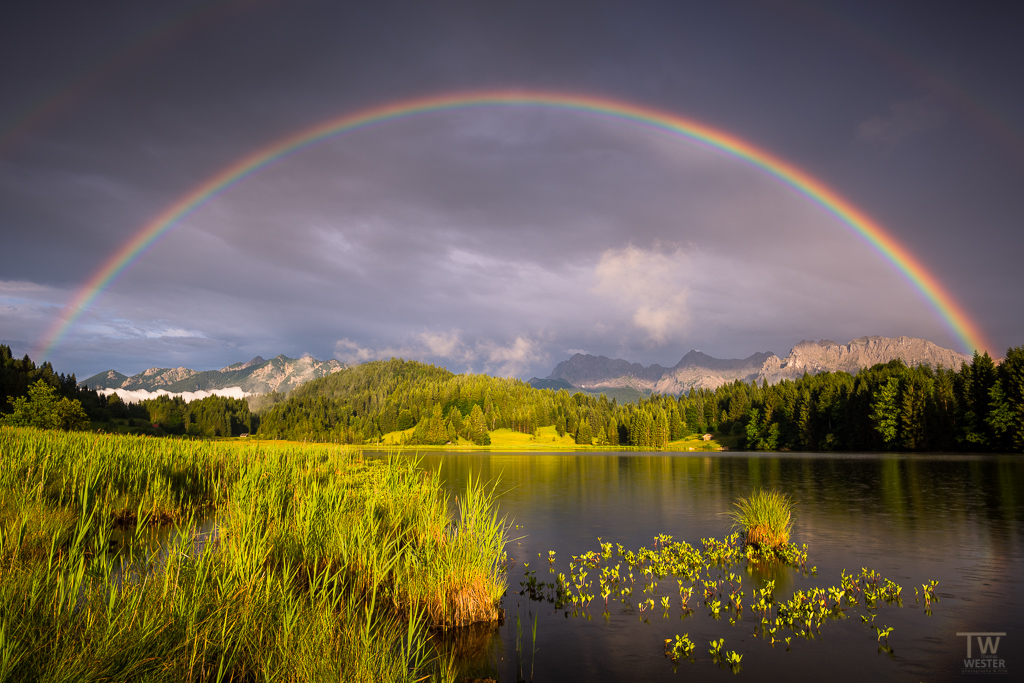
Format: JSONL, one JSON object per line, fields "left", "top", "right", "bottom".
{"left": 37, "top": 90, "right": 992, "bottom": 358}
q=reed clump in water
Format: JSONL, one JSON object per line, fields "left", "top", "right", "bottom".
{"left": 728, "top": 488, "right": 794, "bottom": 552}
{"left": 222, "top": 452, "right": 508, "bottom": 628}
{"left": 0, "top": 426, "right": 507, "bottom": 681}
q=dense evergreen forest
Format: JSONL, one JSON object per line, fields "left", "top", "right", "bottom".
{"left": 0, "top": 345, "right": 253, "bottom": 437}
{"left": 140, "top": 394, "right": 255, "bottom": 437}
{"left": 1, "top": 344, "right": 108, "bottom": 426}
{"left": 256, "top": 349, "right": 1024, "bottom": 453}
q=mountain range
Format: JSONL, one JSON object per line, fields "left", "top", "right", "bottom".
{"left": 80, "top": 355, "right": 345, "bottom": 395}
{"left": 532, "top": 336, "right": 971, "bottom": 396}
{"left": 81, "top": 335, "right": 971, "bottom": 400}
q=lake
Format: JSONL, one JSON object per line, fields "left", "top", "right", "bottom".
{"left": 389, "top": 451, "right": 1023, "bottom": 682}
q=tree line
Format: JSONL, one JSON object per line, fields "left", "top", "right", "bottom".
{"left": 255, "top": 350, "right": 1024, "bottom": 453}
{"left": 737, "top": 348, "right": 1024, "bottom": 452}
{"left": 250, "top": 356, "right": 733, "bottom": 447}
{"left": 4, "top": 343, "right": 1022, "bottom": 452}
{"left": 0, "top": 345, "right": 254, "bottom": 437}
{"left": 141, "top": 394, "right": 255, "bottom": 437}
{"left": 1, "top": 344, "right": 103, "bottom": 429}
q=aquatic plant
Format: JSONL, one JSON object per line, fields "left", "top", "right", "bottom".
{"left": 724, "top": 649, "right": 744, "bottom": 673}
{"left": 728, "top": 488, "right": 794, "bottom": 551}
{"left": 663, "top": 633, "right": 695, "bottom": 662}
{"left": 534, "top": 530, "right": 940, "bottom": 676}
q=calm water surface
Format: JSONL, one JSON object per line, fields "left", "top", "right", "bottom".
{"left": 389, "top": 451, "right": 1024, "bottom": 682}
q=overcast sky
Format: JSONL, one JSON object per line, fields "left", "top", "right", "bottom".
{"left": 2, "top": 0, "right": 1023, "bottom": 380}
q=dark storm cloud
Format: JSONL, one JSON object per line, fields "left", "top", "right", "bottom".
{"left": 2, "top": 0, "right": 1022, "bottom": 379}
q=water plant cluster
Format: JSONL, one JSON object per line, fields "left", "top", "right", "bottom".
{"left": 747, "top": 565, "right": 916, "bottom": 649}
{"left": 0, "top": 426, "right": 508, "bottom": 681}
{"left": 726, "top": 487, "right": 812, "bottom": 567}
{"left": 553, "top": 532, "right": 807, "bottom": 614}
{"left": 518, "top": 528, "right": 937, "bottom": 675}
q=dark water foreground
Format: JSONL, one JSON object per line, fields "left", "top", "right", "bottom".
{"left": 385, "top": 451, "right": 1023, "bottom": 682}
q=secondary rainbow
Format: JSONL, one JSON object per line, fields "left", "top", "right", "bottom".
{"left": 0, "top": 0, "right": 257, "bottom": 157}
{"left": 37, "top": 90, "right": 992, "bottom": 358}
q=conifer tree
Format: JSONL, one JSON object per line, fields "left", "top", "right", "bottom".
{"left": 870, "top": 376, "right": 901, "bottom": 448}
{"left": 575, "top": 418, "right": 592, "bottom": 445}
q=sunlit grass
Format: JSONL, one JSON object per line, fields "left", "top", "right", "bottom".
{"left": 0, "top": 426, "right": 508, "bottom": 681}
{"left": 665, "top": 434, "right": 727, "bottom": 451}
{"left": 378, "top": 425, "right": 588, "bottom": 450}
{"left": 728, "top": 488, "right": 794, "bottom": 550}
{"left": 488, "top": 427, "right": 574, "bottom": 448}
{"left": 294, "top": 420, "right": 736, "bottom": 452}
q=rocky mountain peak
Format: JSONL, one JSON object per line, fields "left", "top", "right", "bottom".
{"left": 540, "top": 336, "right": 969, "bottom": 396}
{"left": 81, "top": 354, "right": 345, "bottom": 395}
{"left": 757, "top": 336, "right": 969, "bottom": 384}
{"left": 547, "top": 354, "right": 666, "bottom": 388}
{"left": 219, "top": 356, "right": 266, "bottom": 372}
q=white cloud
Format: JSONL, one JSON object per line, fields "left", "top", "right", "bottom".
{"left": 418, "top": 330, "right": 466, "bottom": 359}
{"left": 0, "top": 280, "right": 53, "bottom": 295}
{"left": 334, "top": 330, "right": 546, "bottom": 377}
{"left": 0, "top": 280, "right": 66, "bottom": 348}
{"left": 333, "top": 337, "right": 410, "bottom": 364}
{"left": 593, "top": 244, "right": 690, "bottom": 344}
{"left": 82, "top": 319, "right": 210, "bottom": 342}
{"left": 145, "top": 327, "right": 207, "bottom": 339}
{"left": 476, "top": 336, "right": 546, "bottom": 377}
{"left": 857, "top": 97, "right": 944, "bottom": 145}
{"left": 335, "top": 331, "right": 465, "bottom": 367}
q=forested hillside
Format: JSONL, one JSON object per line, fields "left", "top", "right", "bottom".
{"left": 1, "top": 344, "right": 254, "bottom": 436}
{"left": 139, "top": 394, "right": 255, "bottom": 437}
{"left": 1, "top": 344, "right": 107, "bottom": 423}
{"left": 255, "top": 350, "right": 1024, "bottom": 453}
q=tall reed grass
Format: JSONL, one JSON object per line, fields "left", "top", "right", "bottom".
{"left": 727, "top": 488, "right": 794, "bottom": 550}
{"left": 0, "top": 426, "right": 507, "bottom": 681}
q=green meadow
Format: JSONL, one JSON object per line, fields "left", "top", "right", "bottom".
{"left": 378, "top": 424, "right": 735, "bottom": 451}
{"left": 0, "top": 426, "right": 508, "bottom": 682}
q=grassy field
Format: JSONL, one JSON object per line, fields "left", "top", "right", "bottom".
{"left": 0, "top": 426, "right": 508, "bottom": 682}
{"left": 375, "top": 424, "right": 733, "bottom": 451}
{"left": 665, "top": 432, "right": 740, "bottom": 451}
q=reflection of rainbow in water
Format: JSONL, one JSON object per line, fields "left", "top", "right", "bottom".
{"left": 0, "top": 0, "right": 262, "bottom": 156}
{"left": 35, "top": 90, "right": 993, "bottom": 359}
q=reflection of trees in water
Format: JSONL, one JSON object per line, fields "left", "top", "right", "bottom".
{"left": 743, "top": 557, "right": 797, "bottom": 596}
{"left": 385, "top": 451, "right": 1024, "bottom": 682}
{"left": 408, "top": 451, "right": 1023, "bottom": 554}
{"left": 430, "top": 618, "right": 502, "bottom": 681}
